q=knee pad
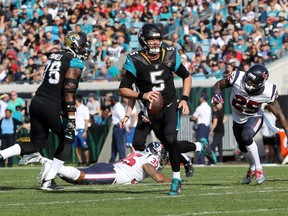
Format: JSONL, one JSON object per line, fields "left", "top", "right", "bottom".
{"left": 241, "top": 128, "right": 255, "bottom": 146}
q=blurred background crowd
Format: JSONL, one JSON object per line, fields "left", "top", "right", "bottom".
{"left": 0, "top": 0, "right": 288, "bottom": 83}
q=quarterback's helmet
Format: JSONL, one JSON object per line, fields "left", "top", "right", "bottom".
{"left": 242, "top": 64, "right": 269, "bottom": 95}
{"left": 63, "top": 31, "right": 89, "bottom": 60}
{"left": 145, "top": 141, "right": 168, "bottom": 168}
{"left": 138, "top": 24, "right": 163, "bottom": 54}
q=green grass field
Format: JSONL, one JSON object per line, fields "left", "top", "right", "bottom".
{"left": 0, "top": 164, "right": 288, "bottom": 216}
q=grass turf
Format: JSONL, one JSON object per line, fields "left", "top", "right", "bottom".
{"left": 0, "top": 164, "right": 288, "bottom": 216}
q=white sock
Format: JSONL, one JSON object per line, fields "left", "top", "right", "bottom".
{"left": 0, "top": 144, "right": 21, "bottom": 159}
{"left": 246, "top": 141, "right": 262, "bottom": 170}
{"left": 44, "top": 158, "right": 64, "bottom": 181}
{"left": 58, "top": 166, "right": 81, "bottom": 181}
{"left": 181, "top": 153, "right": 189, "bottom": 162}
{"left": 172, "top": 171, "right": 181, "bottom": 179}
{"left": 195, "top": 142, "right": 202, "bottom": 151}
{"left": 243, "top": 152, "right": 255, "bottom": 171}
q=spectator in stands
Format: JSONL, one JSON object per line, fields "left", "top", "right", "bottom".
{"left": 0, "top": 93, "right": 9, "bottom": 119}
{"left": 279, "top": 33, "right": 288, "bottom": 58}
{"left": 7, "top": 91, "right": 26, "bottom": 114}
{"left": 211, "top": 30, "right": 225, "bottom": 49}
{"left": 207, "top": 44, "right": 220, "bottom": 63}
{"left": 106, "top": 59, "right": 121, "bottom": 81}
{"left": 257, "top": 4, "right": 268, "bottom": 27}
{"left": 267, "top": 1, "right": 280, "bottom": 20}
{"left": 182, "top": 7, "right": 199, "bottom": 31}
{"left": 258, "top": 42, "right": 272, "bottom": 64}
{"left": 197, "top": 20, "right": 211, "bottom": 40}
{"left": 82, "top": 51, "right": 97, "bottom": 81}
{"left": 93, "top": 65, "right": 113, "bottom": 82}
{"left": 223, "top": 61, "right": 235, "bottom": 77}
{"left": 268, "top": 28, "right": 283, "bottom": 56}
{"left": 41, "top": 7, "right": 53, "bottom": 27}
{"left": 104, "top": 38, "right": 124, "bottom": 63}
{"left": 0, "top": 41, "right": 8, "bottom": 64}
{"left": 117, "top": 35, "right": 129, "bottom": 54}
{"left": 239, "top": 52, "right": 251, "bottom": 70}
{"left": 158, "top": 5, "right": 172, "bottom": 21}
{"left": 210, "top": 61, "right": 223, "bottom": 79}
{"left": 182, "top": 34, "right": 196, "bottom": 53}
{"left": 234, "top": 36, "right": 247, "bottom": 54}
{"left": 80, "top": 16, "right": 93, "bottom": 35}
{"left": 22, "top": 57, "right": 37, "bottom": 83}
{"left": 218, "top": 59, "right": 226, "bottom": 73}
{"left": 241, "top": 17, "right": 254, "bottom": 38}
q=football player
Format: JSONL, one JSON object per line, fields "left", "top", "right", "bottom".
{"left": 212, "top": 64, "right": 288, "bottom": 185}
{"left": 120, "top": 98, "right": 218, "bottom": 177}
{"left": 21, "top": 142, "right": 171, "bottom": 185}
{"left": 0, "top": 32, "right": 89, "bottom": 191}
{"left": 119, "top": 23, "right": 192, "bottom": 195}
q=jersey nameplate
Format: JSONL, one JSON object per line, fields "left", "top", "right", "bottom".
{"left": 49, "top": 53, "right": 63, "bottom": 61}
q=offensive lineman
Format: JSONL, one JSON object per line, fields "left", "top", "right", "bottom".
{"left": 119, "top": 24, "right": 192, "bottom": 195}
{"left": 212, "top": 64, "right": 288, "bottom": 184}
{"left": 0, "top": 32, "right": 88, "bottom": 191}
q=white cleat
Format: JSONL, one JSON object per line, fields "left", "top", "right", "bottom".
{"left": 18, "top": 152, "right": 42, "bottom": 165}
{"left": 282, "top": 155, "right": 288, "bottom": 165}
{"left": 255, "top": 169, "right": 265, "bottom": 185}
{"left": 38, "top": 161, "right": 52, "bottom": 183}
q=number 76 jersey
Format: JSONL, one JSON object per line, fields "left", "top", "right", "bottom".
{"left": 227, "top": 70, "right": 278, "bottom": 124}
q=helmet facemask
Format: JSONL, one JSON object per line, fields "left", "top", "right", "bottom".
{"left": 64, "top": 32, "right": 89, "bottom": 60}
{"left": 138, "top": 24, "right": 163, "bottom": 55}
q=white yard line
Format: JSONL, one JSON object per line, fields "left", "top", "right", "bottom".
{"left": 1, "top": 188, "right": 288, "bottom": 207}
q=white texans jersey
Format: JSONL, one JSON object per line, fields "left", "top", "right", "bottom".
{"left": 227, "top": 70, "right": 278, "bottom": 124}
{"left": 113, "top": 151, "right": 161, "bottom": 185}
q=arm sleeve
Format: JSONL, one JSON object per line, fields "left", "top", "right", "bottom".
{"left": 119, "top": 70, "right": 136, "bottom": 89}
{"left": 174, "top": 63, "right": 190, "bottom": 79}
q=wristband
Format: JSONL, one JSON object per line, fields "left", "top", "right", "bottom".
{"left": 181, "top": 95, "right": 189, "bottom": 102}
{"left": 68, "top": 116, "right": 76, "bottom": 120}
{"left": 124, "top": 115, "right": 130, "bottom": 119}
{"left": 137, "top": 92, "right": 144, "bottom": 100}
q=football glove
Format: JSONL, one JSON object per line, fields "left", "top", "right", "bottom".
{"left": 211, "top": 90, "right": 224, "bottom": 104}
{"left": 64, "top": 117, "right": 76, "bottom": 143}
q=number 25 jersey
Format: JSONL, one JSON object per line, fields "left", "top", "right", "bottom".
{"left": 227, "top": 70, "right": 278, "bottom": 124}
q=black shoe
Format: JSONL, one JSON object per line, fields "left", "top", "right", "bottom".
{"left": 184, "top": 156, "right": 194, "bottom": 177}
{"left": 41, "top": 179, "right": 64, "bottom": 191}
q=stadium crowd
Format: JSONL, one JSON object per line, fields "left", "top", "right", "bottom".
{"left": 0, "top": 0, "right": 288, "bottom": 84}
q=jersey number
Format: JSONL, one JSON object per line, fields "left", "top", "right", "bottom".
{"left": 122, "top": 152, "right": 142, "bottom": 167}
{"left": 232, "top": 95, "right": 260, "bottom": 114}
{"left": 43, "top": 61, "right": 62, "bottom": 84}
{"left": 150, "top": 70, "right": 165, "bottom": 91}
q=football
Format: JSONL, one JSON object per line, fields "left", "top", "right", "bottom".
{"left": 146, "top": 92, "right": 163, "bottom": 116}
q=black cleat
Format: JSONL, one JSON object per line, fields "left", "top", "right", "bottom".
{"left": 184, "top": 156, "right": 194, "bottom": 177}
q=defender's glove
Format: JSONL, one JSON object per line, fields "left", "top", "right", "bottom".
{"left": 64, "top": 117, "right": 76, "bottom": 143}
{"left": 211, "top": 90, "right": 224, "bottom": 104}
